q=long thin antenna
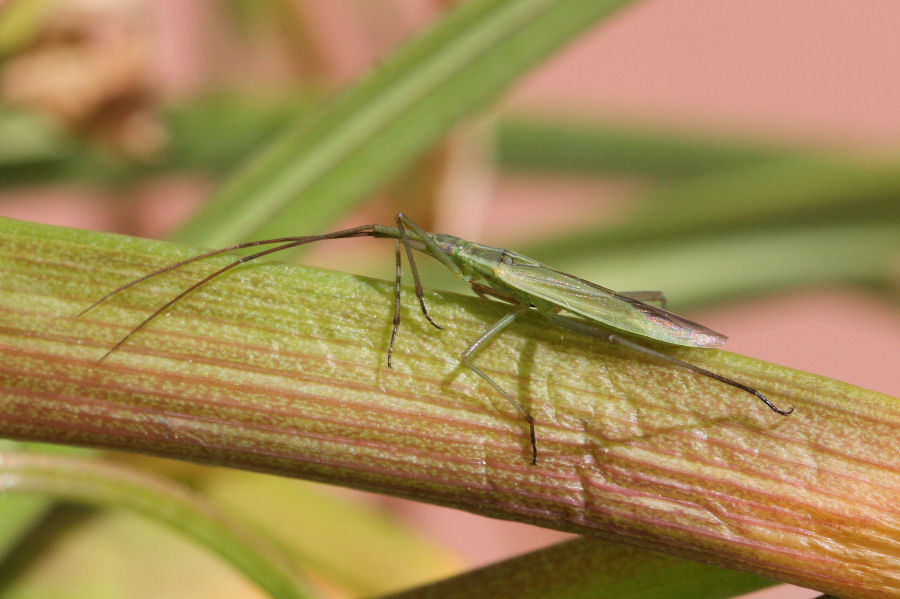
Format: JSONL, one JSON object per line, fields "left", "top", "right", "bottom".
{"left": 85, "top": 226, "right": 380, "bottom": 359}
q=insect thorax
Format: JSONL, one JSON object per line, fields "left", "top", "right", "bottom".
{"left": 430, "top": 235, "right": 550, "bottom": 306}
{"left": 431, "top": 235, "right": 501, "bottom": 277}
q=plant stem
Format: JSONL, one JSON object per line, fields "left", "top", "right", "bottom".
{"left": 1, "top": 218, "right": 898, "bottom": 598}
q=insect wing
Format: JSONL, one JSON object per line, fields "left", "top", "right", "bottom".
{"left": 493, "top": 260, "right": 726, "bottom": 347}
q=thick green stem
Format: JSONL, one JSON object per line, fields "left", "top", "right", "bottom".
{"left": 1, "top": 218, "right": 898, "bottom": 598}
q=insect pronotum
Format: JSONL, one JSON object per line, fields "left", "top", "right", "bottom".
{"left": 81, "top": 213, "right": 793, "bottom": 464}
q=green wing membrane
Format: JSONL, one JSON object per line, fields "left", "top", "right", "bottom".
{"left": 494, "top": 258, "right": 726, "bottom": 348}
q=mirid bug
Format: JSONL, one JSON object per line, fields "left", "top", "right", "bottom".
{"left": 81, "top": 213, "right": 793, "bottom": 464}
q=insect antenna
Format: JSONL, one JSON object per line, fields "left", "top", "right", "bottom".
{"left": 86, "top": 226, "right": 378, "bottom": 361}
{"left": 79, "top": 226, "right": 377, "bottom": 318}
{"left": 79, "top": 240, "right": 300, "bottom": 318}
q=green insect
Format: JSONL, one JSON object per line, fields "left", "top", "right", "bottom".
{"left": 82, "top": 213, "right": 793, "bottom": 464}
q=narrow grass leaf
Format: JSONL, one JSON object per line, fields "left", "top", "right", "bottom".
{"left": 171, "top": 0, "right": 636, "bottom": 246}
{"left": 383, "top": 537, "right": 776, "bottom": 599}
{"left": 0, "top": 451, "right": 316, "bottom": 599}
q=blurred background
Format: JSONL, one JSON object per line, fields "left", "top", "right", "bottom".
{"left": 0, "top": 0, "right": 897, "bottom": 597}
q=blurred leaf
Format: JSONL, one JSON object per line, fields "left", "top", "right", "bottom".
{"left": 0, "top": 451, "right": 316, "bottom": 599}
{"left": 526, "top": 155, "right": 900, "bottom": 258}
{"left": 0, "top": 441, "right": 97, "bottom": 563}
{"left": 0, "top": 494, "right": 51, "bottom": 560}
{"left": 1, "top": 217, "right": 898, "bottom": 598}
{"left": 501, "top": 154, "right": 900, "bottom": 307}
{"left": 0, "top": 97, "right": 311, "bottom": 188}
{"left": 384, "top": 537, "right": 776, "bottom": 599}
{"left": 164, "top": 94, "right": 316, "bottom": 174}
{"left": 495, "top": 118, "right": 799, "bottom": 177}
{"left": 532, "top": 222, "right": 900, "bottom": 309}
{"left": 0, "top": 109, "right": 69, "bottom": 165}
{"left": 171, "top": 0, "right": 637, "bottom": 246}
{"left": 0, "top": 0, "right": 55, "bottom": 57}
{"left": 0, "top": 507, "right": 281, "bottom": 599}
{"left": 222, "top": 0, "right": 273, "bottom": 25}
{"left": 202, "top": 470, "right": 460, "bottom": 597}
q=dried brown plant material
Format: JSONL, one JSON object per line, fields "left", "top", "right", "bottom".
{"left": 0, "top": 0, "right": 165, "bottom": 157}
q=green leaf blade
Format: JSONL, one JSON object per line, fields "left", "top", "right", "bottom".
{"left": 172, "top": 0, "right": 635, "bottom": 246}
{"left": 384, "top": 537, "right": 776, "bottom": 599}
{"left": 0, "top": 451, "right": 316, "bottom": 599}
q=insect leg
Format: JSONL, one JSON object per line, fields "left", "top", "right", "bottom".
{"left": 619, "top": 291, "right": 667, "bottom": 308}
{"left": 609, "top": 334, "right": 793, "bottom": 415}
{"left": 460, "top": 308, "right": 537, "bottom": 464}
{"left": 395, "top": 212, "right": 465, "bottom": 278}
{"left": 387, "top": 240, "right": 403, "bottom": 368}
{"left": 395, "top": 214, "right": 442, "bottom": 330}
{"left": 544, "top": 313, "right": 793, "bottom": 416}
{"left": 469, "top": 282, "right": 518, "bottom": 304}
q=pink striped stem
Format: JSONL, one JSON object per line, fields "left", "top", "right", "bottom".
{"left": 1, "top": 218, "right": 897, "bottom": 598}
